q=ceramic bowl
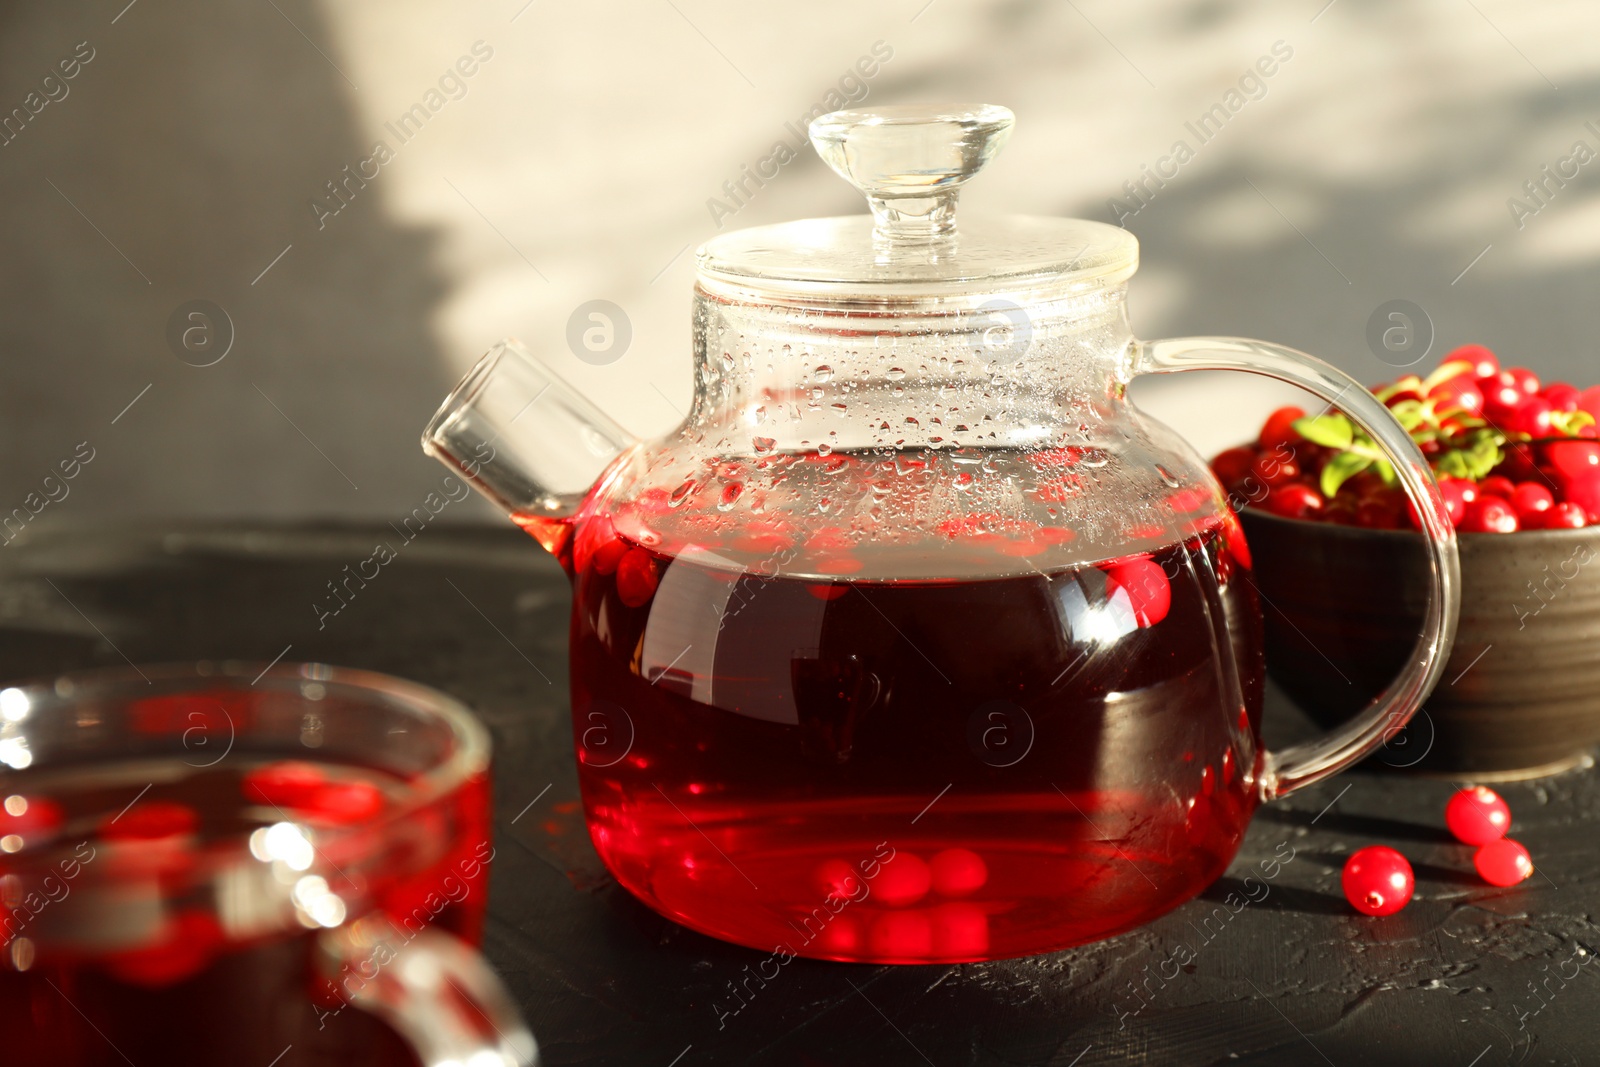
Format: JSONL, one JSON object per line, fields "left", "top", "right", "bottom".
{"left": 1238, "top": 508, "right": 1600, "bottom": 778}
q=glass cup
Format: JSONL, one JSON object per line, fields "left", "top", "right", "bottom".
{"left": 0, "top": 662, "right": 536, "bottom": 1067}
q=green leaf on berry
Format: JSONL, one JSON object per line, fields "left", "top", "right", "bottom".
{"left": 1320, "top": 451, "right": 1372, "bottom": 497}
{"left": 1551, "top": 409, "right": 1596, "bottom": 436}
{"left": 1387, "top": 399, "right": 1428, "bottom": 432}
{"left": 1421, "top": 360, "right": 1473, "bottom": 392}
{"left": 1461, "top": 433, "right": 1504, "bottom": 478}
{"left": 1434, "top": 430, "right": 1504, "bottom": 481}
{"left": 1374, "top": 375, "right": 1423, "bottom": 404}
{"left": 1292, "top": 413, "right": 1354, "bottom": 449}
{"left": 1435, "top": 450, "right": 1471, "bottom": 479}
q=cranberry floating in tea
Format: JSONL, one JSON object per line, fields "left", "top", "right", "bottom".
{"left": 424, "top": 104, "right": 1462, "bottom": 962}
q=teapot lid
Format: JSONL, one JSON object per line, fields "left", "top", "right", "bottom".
{"left": 696, "top": 104, "right": 1138, "bottom": 301}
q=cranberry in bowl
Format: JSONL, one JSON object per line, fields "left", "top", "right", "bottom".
{"left": 1216, "top": 347, "right": 1600, "bottom": 777}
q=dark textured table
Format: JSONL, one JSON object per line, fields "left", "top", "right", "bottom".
{"left": 3, "top": 521, "right": 1597, "bottom": 1067}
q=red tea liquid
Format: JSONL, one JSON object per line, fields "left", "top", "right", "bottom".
{"left": 539, "top": 467, "right": 1264, "bottom": 963}
{"left": 0, "top": 748, "right": 490, "bottom": 1066}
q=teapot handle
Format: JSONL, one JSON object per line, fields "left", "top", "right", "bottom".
{"left": 1132, "top": 336, "right": 1462, "bottom": 799}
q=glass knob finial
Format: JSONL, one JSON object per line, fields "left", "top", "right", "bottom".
{"left": 809, "top": 103, "right": 1014, "bottom": 241}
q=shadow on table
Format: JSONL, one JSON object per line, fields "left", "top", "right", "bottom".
{"left": 1200, "top": 875, "right": 1347, "bottom": 916}
{"left": 1253, "top": 798, "right": 1453, "bottom": 845}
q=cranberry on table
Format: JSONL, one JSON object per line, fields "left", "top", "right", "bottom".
{"left": 1459, "top": 496, "right": 1519, "bottom": 533}
{"left": 1342, "top": 846, "right": 1414, "bottom": 916}
{"left": 1445, "top": 786, "right": 1510, "bottom": 845}
{"left": 1475, "top": 838, "right": 1534, "bottom": 887}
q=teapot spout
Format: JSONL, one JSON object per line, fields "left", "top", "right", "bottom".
{"left": 422, "top": 339, "right": 636, "bottom": 564}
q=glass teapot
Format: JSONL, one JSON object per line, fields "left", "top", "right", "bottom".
{"left": 423, "top": 104, "right": 1460, "bottom": 963}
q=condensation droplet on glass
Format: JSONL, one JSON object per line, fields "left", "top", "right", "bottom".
{"left": 954, "top": 472, "right": 973, "bottom": 489}
{"left": 752, "top": 436, "right": 776, "bottom": 454}
{"left": 718, "top": 482, "right": 743, "bottom": 511}
{"left": 1079, "top": 448, "right": 1109, "bottom": 468}
{"left": 831, "top": 403, "right": 848, "bottom": 414}
{"left": 816, "top": 442, "right": 833, "bottom": 456}
{"left": 1155, "top": 464, "right": 1181, "bottom": 488}
{"left": 813, "top": 365, "right": 833, "bottom": 383}
{"left": 720, "top": 352, "right": 736, "bottom": 371}
{"left": 903, "top": 416, "right": 919, "bottom": 427}
{"left": 886, "top": 367, "right": 906, "bottom": 380}
{"left": 670, "top": 480, "right": 695, "bottom": 507}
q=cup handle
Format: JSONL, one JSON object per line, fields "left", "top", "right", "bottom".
{"left": 1132, "top": 335, "right": 1463, "bottom": 799}
{"left": 318, "top": 918, "right": 539, "bottom": 1067}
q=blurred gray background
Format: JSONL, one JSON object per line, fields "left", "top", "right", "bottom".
{"left": 2, "top": 0, "right": 1596, "bottom": 521}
